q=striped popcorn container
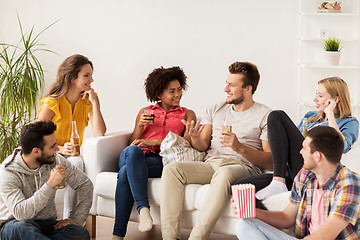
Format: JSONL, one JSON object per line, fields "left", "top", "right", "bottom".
{"left": 231, "top": 184, "right": 256, "bottom": 219}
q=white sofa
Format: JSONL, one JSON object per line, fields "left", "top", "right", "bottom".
{"left": 82, "top": 131, "right": 360, "bottom": 237}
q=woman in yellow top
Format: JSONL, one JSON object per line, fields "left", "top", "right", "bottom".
{"left": 39, "top": 54, "right": 106, "bottom": 220}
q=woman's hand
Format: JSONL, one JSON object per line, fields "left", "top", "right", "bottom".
{"left": 58, "top": 142, "right": 75, "bottom": 156}
{"left": 130, "top": 139, "right": 161, "bottom": 148}
{"left": 86, "top": 88, "right": 107, "bottom": 137}
{"left": 324, "top": 99, "right": 336, "bottom": 118}
{"left": 324, "top": 98, "right": 345, "bottom": 141}
{"left": 82, "top": 88, "right": 98, "bottom": 104}
{"left": 138, "top": 111, "right": 155, "bottom": 127}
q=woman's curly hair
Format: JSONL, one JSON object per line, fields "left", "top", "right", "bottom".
{"left": 144, "top": 66, "right": 188, "bottom": 102}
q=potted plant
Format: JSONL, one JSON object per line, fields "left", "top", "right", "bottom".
{"left": 323, "top": 36, "right": 343, "bottom": 65}
{"left": 0, "top": 16, "right": 56, "bottom": 162}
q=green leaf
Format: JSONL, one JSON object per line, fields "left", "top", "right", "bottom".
{"left": 323, "top": 37, "right": 343, "bottom": 52}
{"left": 0, "top": 14, "right": 57, "bottom": 162}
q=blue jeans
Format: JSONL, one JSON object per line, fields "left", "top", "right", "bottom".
{"left": 235, "top": 218, "right": 298, "bottom": 240}
{"left": 113, "top": 145, "right": 163, "bottom": 237}
{"left": 0, "top": 219, "right": 90, "bottom": 240}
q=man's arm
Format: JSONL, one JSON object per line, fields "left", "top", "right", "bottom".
{"left": 182, "top": 120, "right": 212, "bottom": 152}
{"left": 222, "top": 133, "right": 273, "bottom": 170}
{"left": 65, "top": 160, "right": 94, "bottom": 225}
{"left": 0, "top": 171, "right": 57, "bottom": 221}
{"left": 255, "top": 202, "right": 298, "bottom": 229}
{"left": 303, "top": 216, "right": 349, "bottom": 240}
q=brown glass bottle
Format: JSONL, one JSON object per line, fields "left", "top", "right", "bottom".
{"left": 70, "top": 121, "right": 81, "bottom": 156}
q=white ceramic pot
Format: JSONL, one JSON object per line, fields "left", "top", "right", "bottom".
{"left": 325, "top": 51, "right": 341, "bottom": 65}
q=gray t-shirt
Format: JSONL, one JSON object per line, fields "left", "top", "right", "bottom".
{"left": 201, "top": 101, "right": 271, "bottom": 173}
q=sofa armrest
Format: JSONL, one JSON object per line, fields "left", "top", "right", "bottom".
{"left": 82, "top": 130, "right": 132, "bottom": 184}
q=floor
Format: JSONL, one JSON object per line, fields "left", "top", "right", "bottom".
{"left": 91, "top": 216, "right": 237, "bottom": 240}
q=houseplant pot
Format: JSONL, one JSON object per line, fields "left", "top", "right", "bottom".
{"left": 325, "top": 51, "right": 341, "bottom": 65}
{"left": 323, "top": 36, "right": 343, "bottom": 66}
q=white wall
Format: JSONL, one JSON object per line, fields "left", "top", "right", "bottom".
{"left": 0, "top": 0, "right": 299, "bottom": 137}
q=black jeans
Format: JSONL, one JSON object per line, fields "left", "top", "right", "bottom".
{"left": 233, "top": 110, "right": 304, "bottom": 209}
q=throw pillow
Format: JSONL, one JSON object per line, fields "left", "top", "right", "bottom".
{"left": 160, "top": 131, "right": 206, "bottom": 166}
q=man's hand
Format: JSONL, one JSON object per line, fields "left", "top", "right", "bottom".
{"left": 54, "top": 219, "right": 80, "bottom": 229}
{"left": 220, "top": 131, "right": 243, "bottom": 152}
{"left": 181, "top": 119, "right": 203, "bottom": 141}
{"left": 231, "top": 197, "right": 238, "bottom": 216}
{"left": 47, "top": 164, "right": 66, "bottom": 188}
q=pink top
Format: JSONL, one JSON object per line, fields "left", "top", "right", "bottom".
{"left": 141, "top": 103, "right": 187, "bottom": 153}
{"left": 309, "top": 178, "right": 326, "bottom": 234}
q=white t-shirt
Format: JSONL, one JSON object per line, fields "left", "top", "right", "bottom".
{"left": 201, "top": 101, "right": 271, "bottom": 173}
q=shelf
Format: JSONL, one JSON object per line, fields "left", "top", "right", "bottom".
{"left": 300, "top": 64, "right": 360, "bottom": 69}
{"left": 300, "top": 12, "right": 359, "bottom": 17}
{"left": 300, "top": 37, "right": 360, "bottom": 42}
{"left": 298, "top": 0, "right": 360, "bottom": 120}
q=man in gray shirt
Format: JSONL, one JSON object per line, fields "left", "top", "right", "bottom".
{"left": 161, "top": 61, "right": 273, "bottom": 240}
{"left": 0, "top": 121, "right": 93, "bottom": 240}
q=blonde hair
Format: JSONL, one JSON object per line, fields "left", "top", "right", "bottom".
{"left": 309, "top": 77, "right": 352, "bottom": 123}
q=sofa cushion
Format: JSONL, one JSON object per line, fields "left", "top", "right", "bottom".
{"left": 149, "top": 179, "right": 203, "bottom": 211}
{"left": 94, "top": 173, "right": 202, "bottom": 212}
{"left": 95, "top": 172, "right": 117, "bottom": 199}
{"left": 194, "top": 184, "right": 234, "bottom": 218}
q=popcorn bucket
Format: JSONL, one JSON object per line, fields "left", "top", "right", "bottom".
{"left": 231, "top": 184, "right": 256, "bottom": 218}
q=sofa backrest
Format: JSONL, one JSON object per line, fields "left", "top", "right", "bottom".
{"left": 341, "top": 141, "right": 360, "bottom": 174}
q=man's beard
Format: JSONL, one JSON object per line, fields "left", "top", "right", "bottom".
{"left": 227, "top": 95, "right": 245, "bottom": 105}
{"left": 36, "top": 152, "right": 55, "bottom": 165}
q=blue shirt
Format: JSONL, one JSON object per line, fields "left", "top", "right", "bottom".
{"left": 297, "top": 111, "right": 359, "bottom": 153}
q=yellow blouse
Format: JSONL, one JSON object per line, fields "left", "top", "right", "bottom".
{"left": 39, "top": 95, "right": 92, "bottom": 146}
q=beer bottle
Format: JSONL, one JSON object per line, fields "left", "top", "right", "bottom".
{"left": 70, "top": 121, "right": 81, "bottom": 156}
{"left": 301, "top": 118, "right": 308, "bottom": 137}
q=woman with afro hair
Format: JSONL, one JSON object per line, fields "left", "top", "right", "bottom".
{"left": 112, "top": 66, "right": 196, "bottom": 240}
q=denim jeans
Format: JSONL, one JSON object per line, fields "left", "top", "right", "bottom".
{"left": 235, "top": 218, "right": 298, "bottom": 240}
{"left": 113, "top": 145, "right": 163, "bottom": 237}
{"left": 0, "top": 219, "right": 90, "bottom": 240}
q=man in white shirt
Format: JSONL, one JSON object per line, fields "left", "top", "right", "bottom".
{"left": 161, "top": 61, "right": 273, "bottom": 240}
